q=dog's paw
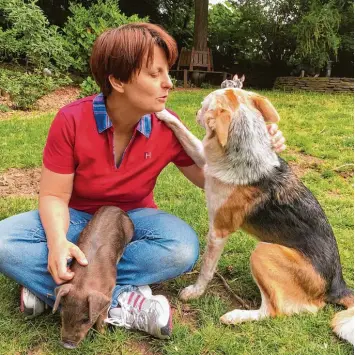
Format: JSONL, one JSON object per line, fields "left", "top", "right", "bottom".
{"left": 179, "top": 284, "right": 205, "bottom": 301}
{"left": 155, "top": 109, "right": 178, "bottom": 124}
{"left": 220, "top": 309, "right": 260, "bottom": 324}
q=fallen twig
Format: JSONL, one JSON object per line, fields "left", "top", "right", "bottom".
{"left": 332, "top": 163, "right": 354, "bottom": 171}
{"left": 215, "top": 272, "right": 251, "bottom": 310}
{"left": 184, "top": 270, "right": 251, "bottom": 309}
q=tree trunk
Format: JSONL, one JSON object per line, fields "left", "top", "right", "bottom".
{"left": 193, "top": 0, "right": 208, "bottom": 50}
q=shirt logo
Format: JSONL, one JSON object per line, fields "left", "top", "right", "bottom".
{"left": 144, "top": 152, "right": 152, "bottom": 159}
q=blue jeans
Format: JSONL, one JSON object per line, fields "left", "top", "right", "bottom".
{"left": 0, "top": 208, "right": 199, "bottom": 308}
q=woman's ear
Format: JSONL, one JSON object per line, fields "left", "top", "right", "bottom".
{"left": 108, "top": 75, "right": 124, "bottom": 93}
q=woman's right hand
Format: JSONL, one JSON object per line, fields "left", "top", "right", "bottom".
{"left": 48, "top": 240, "right": 88, "bottom": 285}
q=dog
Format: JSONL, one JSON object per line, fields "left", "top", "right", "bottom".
{"left": 52, "top": 206, "right": 134, "bottom": 349}
{"left": 156, "top": 88, "right": 354, "bottom": 344}
{"left": 221, "top": 74, "right": 245, "bottom": 89}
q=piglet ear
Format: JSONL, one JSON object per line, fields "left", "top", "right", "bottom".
{"left": 88, "top": 291, "right": 111, "bottom": 324}
{"left": 250, "top": 93, "right": 280, "bottom": 123}
{"left": 240, "top": 75, "right": 245, "bottom": 82}
{"left": 233, "top": 74, "right": 239, "bottom": 81}
{"left": 53, "top": 284, "right": 73, "bottom": 313}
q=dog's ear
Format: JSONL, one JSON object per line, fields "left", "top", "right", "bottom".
{"left": 88, "top": 291, "right": 111, "bottom": 324}
{"left": 250, "top": 94, "right": 280, "bottom": 123}
{"left": 240, "top": 74, "right": 245, "bottom": 82}
{"left": 233, "top": 74, "right": 238, "bottom": 81}
{"left": 53, "top": 284, "right": 73, "bottom": 313}
{"left": 207, "top": 108, "right": 231, "bottom": 147}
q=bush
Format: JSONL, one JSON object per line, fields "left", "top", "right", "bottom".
{"left": 0, "top": 68, "right": 72, "bottom": 109}
{"left": 79, "top": 76, "right": 100, "bottom": 98}
{"left": 63, "top": 0, "right": 147, "bottom": 74}
{"left": 0, "top": 0, "right": 73, "bottom": 71}
{"left": 0, "top": 104, "right": 10, "bottom": 112}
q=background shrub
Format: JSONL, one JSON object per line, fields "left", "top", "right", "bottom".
{"left": 63, "top": 0, "right": 147, "bottom": 74}
{"left": 79, "top": 76, "right": 100, "bottom": 98}
{"left": 0, "top": 0, "right": 72, "bottom": 71}
{"left": 0, "top": 68, "right": 71, "bottom": 109}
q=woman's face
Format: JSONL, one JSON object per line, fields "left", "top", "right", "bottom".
{"left": 121, "top": 45, "right": 173, "bottom": 114}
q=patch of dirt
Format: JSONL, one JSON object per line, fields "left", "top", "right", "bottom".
{"left": 337, "top": 170, "right": 354, "bottom": 179}
{"left": 286, "top": 150, "right": 324, "bottom": 178}
{"left": 127, "top": 341, "right": 160, "bottom": 355}
{"left": 0, "top": 167, "right": 41, "bottom": 197}
{"left": 36, "top": 86, "right": 80, "bottom": 111}
{"left": 0, "top": 86, "right": 80, "bottom": 120}
{"left": 27, "top": 346, "right": 45, "bottom": 355}
{"left": 327, "top": 189, "right": 342, "bottom": 197}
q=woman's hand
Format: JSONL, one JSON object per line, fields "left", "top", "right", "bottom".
{"left": 267, "top": 124, "right": 286, "bottom": 153}
{"left": 48, "top": 240, "right": 88, "bottom": 285}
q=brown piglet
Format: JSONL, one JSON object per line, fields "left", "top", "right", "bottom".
{"left": 52, "top": 206, "right": 134, "bottom": 349}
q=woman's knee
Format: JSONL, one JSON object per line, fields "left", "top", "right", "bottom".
{"left": 0, "top": 210, "right": 43, "bottom": 268}
{"left": 169, "top": 224, "right": 200, "bottom": 273}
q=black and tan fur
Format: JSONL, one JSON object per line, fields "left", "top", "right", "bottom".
{"left": 156, "top": 88, "right": 354, "bottom": 344}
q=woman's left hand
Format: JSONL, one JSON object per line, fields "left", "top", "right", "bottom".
{"left": 267, "top": 124, "right": 286, "bottom": 153}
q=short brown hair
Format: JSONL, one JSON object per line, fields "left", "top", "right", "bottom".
{"left": 90, "top": 23, "right": 178, "bottom": 96}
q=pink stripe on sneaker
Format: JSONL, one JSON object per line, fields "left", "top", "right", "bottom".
{"left": 127, "top": 292, "right": 135, "bottom": 305}
{"left": 138, "top": 297, "right": 145, "bottom": 310}
{"left": 133, "top": 294, "right": 141, "bottom": 307}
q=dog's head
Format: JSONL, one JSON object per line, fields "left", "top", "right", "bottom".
{"left": 196, "top": 88, "right": 280, "bottom": 148}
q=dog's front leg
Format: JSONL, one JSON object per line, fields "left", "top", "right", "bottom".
{"left": 180, "top": 229, "right": 229, "bottom": 301}
{"left": 156, "top": 110, "right": 206, "bottom": 169}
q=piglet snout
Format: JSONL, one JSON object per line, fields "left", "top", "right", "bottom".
{"left": 61, "top": 340, "right": 77, "bottom": 349}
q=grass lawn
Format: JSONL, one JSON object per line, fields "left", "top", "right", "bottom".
{"left": 0, "top": 89, "right": 353, "bottom": 355}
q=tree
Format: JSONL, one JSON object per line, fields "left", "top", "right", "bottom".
{"left": 193, "top": 0, "right": 209, "bottom": 50}
{"left": 118, "top": 0, "right": 194, "bottom": 49}
{"left": 291, "top": 1, "right": 341, "bottom": 71}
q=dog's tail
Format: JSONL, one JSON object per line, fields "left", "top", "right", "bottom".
{"left": 331, "top": 291, "right": 354, "bottom": 345}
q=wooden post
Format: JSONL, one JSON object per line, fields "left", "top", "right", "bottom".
{"left": 222, "top": 72, "right": 227, "bottom": 81}
{"left": 184, "top": 69, "right": 188, "bottom": 88}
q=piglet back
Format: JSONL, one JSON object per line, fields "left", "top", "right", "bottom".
{"left": 73, "top": 206, "right": 134, "bottom": 273}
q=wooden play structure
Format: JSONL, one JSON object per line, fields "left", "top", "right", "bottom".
{"left": 171, "top": 47, "right": 231, "bottom": 88}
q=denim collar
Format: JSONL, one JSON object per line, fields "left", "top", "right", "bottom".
{"left": 92, "top": 93, "right": 152, "bottom": 138}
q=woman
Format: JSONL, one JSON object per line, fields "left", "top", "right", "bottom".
{"left": 0, "top": 23, "right": 286, "bottom": 339}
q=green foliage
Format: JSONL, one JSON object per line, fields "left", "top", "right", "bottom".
{"left": 170, "top": 76, "right": 178, "bottom": 89}
{"left": 200, "top": 82, "right": 216, "bottom": 89}
{"left": 0, "top": 0, "right": 72, "bottom": 71}
{"left": 63, "top": 0, "right": 147, "bottom": 74}
{"left": 209, "top": 1, "right": 298, "bottom": 69}
{"left": 79, "top": 76, "right": 100, "bottom": 98}
{"left": 0, "top": 103, "right": 10, "bottom": 112}
{"left": 210, "top": 0, "right": 352, "bottom": 74}
{"left": 292, "top": 1, "right": 341, "bottom": 69}
{"left": 0, "top": 68, "right": 71, "bottom": 109}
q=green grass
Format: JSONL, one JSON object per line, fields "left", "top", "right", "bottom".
{"left": 0, "top": 90, "right": 353, "bottom": 354}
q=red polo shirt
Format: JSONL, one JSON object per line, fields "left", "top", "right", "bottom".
{"left": 43, "top": 94, "right": 194, "bottom": 214}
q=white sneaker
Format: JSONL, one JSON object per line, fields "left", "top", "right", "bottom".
{"left": 105, "top": 286, "right": 172, "bottom": 339}
{"left": 20, "top": 286, "right": 46, "bottom": 319}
